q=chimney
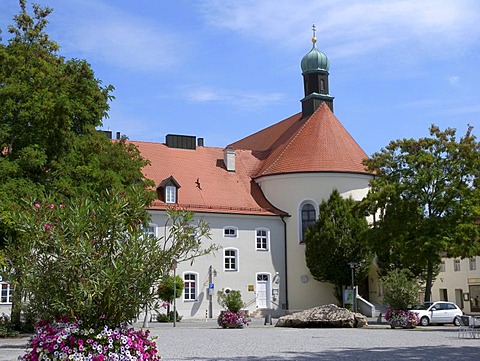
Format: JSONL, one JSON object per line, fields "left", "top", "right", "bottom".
{"left": 224, "top": 148, "right": 235, "bottom": 172}
{"left": 198, "top": 138, "right": 204, "bottom": 147}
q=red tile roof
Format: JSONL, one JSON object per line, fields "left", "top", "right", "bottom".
{"left": 229, "top": 103, "right": 370, "bottom": 177}
{"left": 130, "top": 141, "right": 286, "bottom": 216}
{"left": 131, "top": 103, "right": 370, "bottom": 215}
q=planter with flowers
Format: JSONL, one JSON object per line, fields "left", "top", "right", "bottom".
{"left": 217, "top": 289, "right": 250, "bottom": 329}
{"left": 384, "top": 308, "right": 419, "bottom": 329}
{"left": 381, "top": 269, "right": 422, "bottom": 329}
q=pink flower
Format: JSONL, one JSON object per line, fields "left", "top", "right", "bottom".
{"left": 44, "top": 223, "right": 52, "bottom": 230}
{"left": 49, "top": 204, "right": 55, "bottom": 209}
{"left": 34, "top": 203, "right": 41, "bottom": 209}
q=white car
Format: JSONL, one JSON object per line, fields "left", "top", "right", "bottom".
{"left": 410, "top": 301, "right": 463, "bottom": 326}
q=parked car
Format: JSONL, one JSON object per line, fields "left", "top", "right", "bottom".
{"left": 409, "top": 301, "right": 463, "bottom": 326}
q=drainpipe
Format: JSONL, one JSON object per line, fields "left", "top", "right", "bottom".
{"left": 281, "top": 215, "right": 289, "bottom": 311}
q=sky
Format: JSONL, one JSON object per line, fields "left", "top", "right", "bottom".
{"left": 1, "top": 0, "right": 479, "bottom": 156}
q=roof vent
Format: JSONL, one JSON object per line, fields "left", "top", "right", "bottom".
{"left": 166, "top": 134, "right": 196, "bottom": 150}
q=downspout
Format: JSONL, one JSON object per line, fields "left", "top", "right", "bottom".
{"left": 281, "top": 215, "right": 288, "bottom": 311}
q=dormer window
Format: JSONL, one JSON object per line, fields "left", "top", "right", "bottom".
{"left": 158, "top": 176, "right": 180, "bottom": 204}
{"left": 165, "top": 186, "right": 176, "bottom": 204}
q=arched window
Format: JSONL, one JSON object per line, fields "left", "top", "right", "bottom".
{"left": 320, "top": 79, "right": 325, "bottom": 92}
{"left": 183, "top": 272, "right": 198, "bottom": 301}
{"left": 301, "top": 203, "right": 316, "bottom": 242}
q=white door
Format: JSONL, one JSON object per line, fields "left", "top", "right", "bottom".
{"left": 256, "top": 274, "right": 270, "bottom": 309}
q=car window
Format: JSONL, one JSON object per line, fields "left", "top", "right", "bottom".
{"left": 447, "top": 303, "right": 457, "bottom": 310}
{"left": 433, "top": 303, "right": 446, "bottom": 310}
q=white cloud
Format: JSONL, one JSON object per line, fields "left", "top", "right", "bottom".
{"left": 184, "top": 86, "right": 286, "bottom": 109}
{"left": 50, "top": 1, "right": 187, "bottom": 72}
{"left": 198, "top": 0, "right": 480, "bottom": 62}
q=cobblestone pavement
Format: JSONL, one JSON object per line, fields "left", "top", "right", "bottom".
{"left": 1, "top": 319, "right": 480, "bottom": 361}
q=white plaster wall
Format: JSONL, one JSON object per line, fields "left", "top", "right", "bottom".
{"left": 431, "top": 256, "right": 480, "bottom": 314}
{"left": 148, "top": 211, "right": 286, "bottom": 320}
{"left": 256, "top": 172, "right": 371, "bottom": 311}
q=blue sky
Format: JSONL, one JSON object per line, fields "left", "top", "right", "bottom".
{"left": 1, "top": 0, "right": 479, "bottom": 156}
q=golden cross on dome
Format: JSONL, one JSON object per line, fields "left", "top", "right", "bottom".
{"left": 311, "top": 23, "right": 317, "bottom": 45}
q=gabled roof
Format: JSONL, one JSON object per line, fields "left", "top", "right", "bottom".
{"left": 229, "top": 102, "right": 370, "bottom": 177}
{"left": 129, "top": 140, "right": 286, "bottom": 216}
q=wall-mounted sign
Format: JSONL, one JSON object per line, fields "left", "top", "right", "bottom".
{"left": 248, "top": 284, "right": 254, "bottom": 292}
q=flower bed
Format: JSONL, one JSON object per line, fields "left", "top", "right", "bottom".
{"left": 384, "top": 308, "right": 419, "bottom": 329}
{"left": 217, "top": 311, "right": 249, "bottom": 329}
{"left": 21, "top": 319, "right": 160, "bottom": 361}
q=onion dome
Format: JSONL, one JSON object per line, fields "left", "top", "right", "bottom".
{"left": 301, "top": 25, "right": 329, "bottom": 73}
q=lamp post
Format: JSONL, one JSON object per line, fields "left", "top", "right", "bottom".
{"left": 172, "top": 260, "right": 177, "bottom": 327}
{"left": 348, "top": 262, "right": 358, "bottom": 312}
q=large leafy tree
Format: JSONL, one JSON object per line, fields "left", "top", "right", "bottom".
{"left": 362, "top": 125, "right": 480, "bottom": 302}
{"left": 0, "top": 1, "right": 156, "bottom": 327}
{"left": 304, "top": 189, "right": 372, "bottom": 303}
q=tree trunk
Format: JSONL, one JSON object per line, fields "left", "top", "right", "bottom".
{"left": 11, "top": 282, "right": 23, "bottom": 330}
{"left": 424, "top": 260, "right": 434, "bottom": 302}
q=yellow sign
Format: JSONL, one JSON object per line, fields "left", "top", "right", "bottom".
{"left": 248, "top": 284, "right": 254, "bottom": 292}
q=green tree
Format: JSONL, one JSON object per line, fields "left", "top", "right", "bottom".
{"left": 4, "top": 191, "right": 212, "bottom": 330}
{"left": 157, "top": 275, "right": 184, "bottom": 313}
{"left": 362, "top": 125, "right": 480, "bottom": 302}
{"left": 0, "top": 1, "right": 155, "bottom": 328}
{"left": 304, "top": 189, "right": 372, "bottom": 303}
{"left": 381, "top": 269, "right": 421, "bottom": 309}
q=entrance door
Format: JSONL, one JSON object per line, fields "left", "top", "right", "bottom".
{"left": 256, "top": 274, "right": 270, "bottom": 309}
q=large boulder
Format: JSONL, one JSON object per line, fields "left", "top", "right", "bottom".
{"left": 275, "top": 304, "right": 368, "bottom": 328}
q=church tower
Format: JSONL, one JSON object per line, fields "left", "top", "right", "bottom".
{"left": 300, "top": 24, "right": 334, "bottom": 117}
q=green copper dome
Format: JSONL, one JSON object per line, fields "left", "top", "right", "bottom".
{"left": 301, "top": 39, "right": 329, "bottom": 73}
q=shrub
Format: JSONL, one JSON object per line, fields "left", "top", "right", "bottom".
{"left": 217, "top": 290, "right": 244, "bottom": 313}
{"left": 381, "top": 269, "right": 421, "bottom": 309}
{"left": 0, "top": 313, "right": 20, "bottom": 338}
{"left": 6, "top": 190, "right": 212, "bottom": 330}
{"left": 156, "top": 311, "right": 182, "bottom": 323}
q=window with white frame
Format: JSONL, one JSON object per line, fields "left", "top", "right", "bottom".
{"left": 224, "top": 248, "right": 238, "bottom": 271}
{"left": 144, "top": 223, "right": 157, "bottom": 238}
{"left": 470, "top": 258, "right": 477, "bottom": 271}
{"left": 454, "top": 259, "right": 461, "bottom": 272}
{"left": 439, "top": 260, "right": 446, "bottom": 272}
{"left": 165, "top": 186, "right": 176, "bottom": 204}
{"left": 300, "top": 203, "right": 316, "bottom": 242}
{"left": 183, "top": 273, "right": 197, "bottom": 301}
{"left": 1, "top": 283, "right": 13, "bottom": 304}
{"left": 255, "top": 228, "right": 269, "bottom": 251}
{"left": 223, "top": 227, "right": 237, "bottom": 238}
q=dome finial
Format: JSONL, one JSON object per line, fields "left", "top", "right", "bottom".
{"left": 311, "top": 23, "right": 317, "bottom": 47}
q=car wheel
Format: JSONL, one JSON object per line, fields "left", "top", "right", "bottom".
{"left": 420, "top": 316, "right": 429, "bottom": 326}
{"left": 454, "top": 317, "right": 461, "bottom": 327}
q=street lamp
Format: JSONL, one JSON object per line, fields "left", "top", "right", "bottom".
{"left": 172, "top": 260, "right": 178, "bottom": 327}
{"left": 348, "top": 262, "right": 358, "bottom": 312}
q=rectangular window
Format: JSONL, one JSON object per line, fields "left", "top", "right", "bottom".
{"left": 439, "top": 260, "right": 446, "bottom": 272}
{"left": 454, "top": 259, "right": 461, "bottom": 272}
{"left": 1, "top": 283, "right": 13, "bottom": 304}
{"left": 256, "top": 229, "right": 268, "bottom": 251}
{"left": 184, "top": 273, "right": 197, "bottom": 301}
{"left": 470, "top": 258, "right": 476, "bottom": 271}
{"left": 165, "top": 186, "right": 176, "bottom": 204}
{"left": 223, "top": 227, "right": 237, "bottom": 238}
{"left": 224, "top": 249, "right": 238, "bottom": 271}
